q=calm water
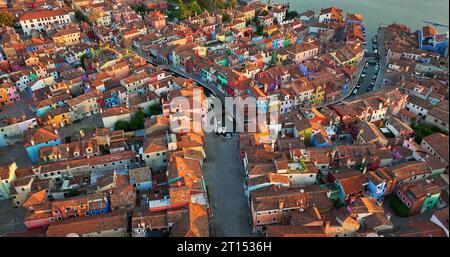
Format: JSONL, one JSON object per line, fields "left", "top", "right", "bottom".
{"left": 278, "top": 0, "right": 449, "bottom": 36}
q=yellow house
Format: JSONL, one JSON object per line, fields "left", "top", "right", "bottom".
{"left": 52, "top": 28, "right": 81, "bottom": 46}
{"left": 193, "top": 45, "right": 207, "bottom": 57}
{"left": 216, "top": 33, "right": 227, "bottom": 42}
{"left": 276, "top": 50, "right": 289, "bottom": 65}
{"left": 44, "top": 106, "right": 72, "bottom": 128}
{"left": 240, "top": 6, "right": 256, "bottom": 21}
{"left": 233, "top": 20, "right": 247, "bottom": 30}
{"left": 72, "top": 0, "right": 90, "bottom": 8}
{"left": 264, "top": 25, "right": 279, "bottom": 36}
{"left": 312, "top": 83, "right": 325, "bottom": 106}
{"left": 24, "top": 54, "right": 40, "bottom": 66}
{"left": 169, "top": 37, "right": 189, "bottom": 46}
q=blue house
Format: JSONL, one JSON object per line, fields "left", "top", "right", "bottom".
{"left": 299, "top": 64, "right": 312, "bottom": 77}
{"left": 418, "top": 25, "right": 449, "bottom": 56}
{"left": 366, "top": 169, "right": 393, "bottom": 201}
{"left": 104, "top": 91, "right": 121, "bottom": 108}
{"left": 252, "top": 35, "right": 263, "bottom": 44}
{"left": 272, "top": 38, "right": 281, "bottom": 50}
{"left": 86, "top": 197, "right": 110, "bottom": 215}
{"left": 247, "top": 86, "right": 268, "bottom": 113}
{"left": 341, "top": 82, "right": 348, "bottom": 96}
{"left": 32, "top": 98, "right": 66, "bottom": 117}
{"left": 24, "top": 127, "right": 62, "bottom": 163}
{"left": 311, "top": 132, "right": 333, "bottom": 148}
{"left": 81, "top": 36, "right": 90, "bottom": 44}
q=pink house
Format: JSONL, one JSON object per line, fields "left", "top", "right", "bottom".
{"left": 0, "top": 83, "right": 20, "bottom": 106}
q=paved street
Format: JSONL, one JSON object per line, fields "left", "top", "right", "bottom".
{"left": 203, "top": 132, "right": 253, "bottom": 237}
{"left": 375, "top": 26, "right": 388, "bottom": 88}
{"left": 0, "top": 92, "right": 33, "bottom": 119}
{"left": 0, "top": 200, "right": 26, "bottom": 236}
{"left": 382, "top": 200, "right": 435, "bottom": 236}
{"left": 58, "top": 113, "right": 103, "bottom": 140}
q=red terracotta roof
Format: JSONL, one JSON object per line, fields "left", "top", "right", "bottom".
{"left": 19, "top": 10, "right": 67, "bottom": 21}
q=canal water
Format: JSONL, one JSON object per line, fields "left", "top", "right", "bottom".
{"left": 280, "top": 0, "right": 449, "bottom": 37}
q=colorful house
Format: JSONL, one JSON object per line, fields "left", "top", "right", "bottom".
{"left": 0, "top": 83, "right": 20, "bottom": 106}
{"left": 392, "top": 181, "right": 441, "bottom": 216}
{"left": 216, "top": 68, "right": 244, "bottom": 96}
{"left": 291, "top": 111, "right": 314, "bottom": 145}
{"left": 311, "top": 131, "right": 333, "bottom": 148}
{"left": 24, "top": 127, "right": 62, "bottom": 163}
{"left": 0, "top": 161, "right": 18, "bottom": 200}
{"left": 248, "top": 86, "right": 268, "bottom": 113}
{"left": 41, "top": 106, "right": 72, "bottom": 128}
{"left": 51, "top": 193, "right": 110, "bottom": 219}
{"left": 311, "top": 83, "right": 325, "bottom": 106}
{"left": 328, "top": 170, "right": 368, "bottom": 206}
{"left": 366, "top": 168, "right": 394, "bottom": 201}
{"left": 418, "top": 25, "right": 449, "bottom": 56}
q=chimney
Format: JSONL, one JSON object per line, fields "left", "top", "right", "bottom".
{"left": 279, "top": 199, "right": 285, "bottom": 210}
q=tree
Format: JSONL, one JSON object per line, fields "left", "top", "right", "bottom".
{"left": 189, "top": 0, "right": 203, "bottom": 16}
{"left": 255, "top": 25, "right": 264, "bottom": 36}
{"left": 67, "top": 189, "right": 80, "bottom": 197}
{"left": 129, "top": 110, "right": 145, "bottom": 131}
{"left": 115, "top": 120, "right": 130, "bottom": 131}
{"left": 410, "top": 123, "right": 441, "bottom": 144}
{"left": 197, "top": 0, "right": 211, "bottom": 10}
{"left": 177, "top": 0, "right": 191, "bottom": 20}
{"left": 74, "top": 10, "right": 90, "bottom": 25}
{"left": 286, "top": 11, "right": 299, "bottom": 20}
{"left": 211, "top": 0, "right": 226, "bottom": 10}
{"left": 223, "top": 0, "right": 237, "bottom": 8}
{"left": 148, "top": 104, "right": 162, "bottom": 116}
{"left": 222, "top": 12, "right": 231, "bottom": 23}
{"left": 0, "top": 11, "right": 14, "bottom": 27}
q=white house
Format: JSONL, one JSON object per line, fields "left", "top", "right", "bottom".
{"left": 129, "top": 166, "right": 152, "bottom": 191}
{"left": 406, "top": 95, "right": 433, "bottom": 119}
{"left": 19, "top": 9, "right": 71, "bottom": 36}
{"left": 140, "top": 133, "right": 177, "bottom": 172}
{"left": 101, "top": 106, "right": 132, "bottom": 130}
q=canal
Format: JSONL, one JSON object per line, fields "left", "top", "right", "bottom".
{"left": 281, "top": 0, "right": 448, "bottom": 38}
